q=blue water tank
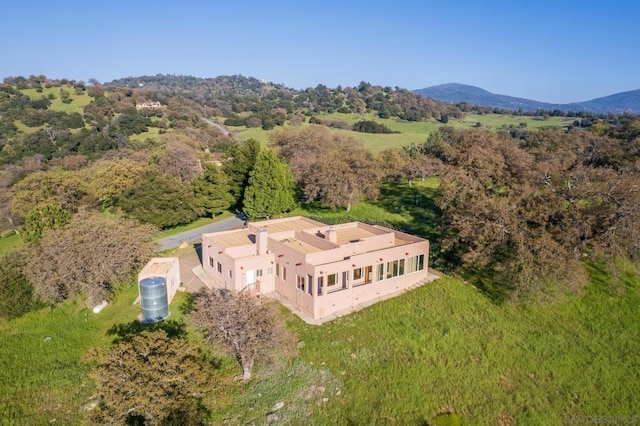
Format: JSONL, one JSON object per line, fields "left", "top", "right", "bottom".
{"left": 140, "top": 277, "right": 169, "bottom": 322}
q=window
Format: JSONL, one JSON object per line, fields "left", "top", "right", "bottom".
{"left": 407, "top": 254, "right": 425, "bottom": 273}
{"left": 267, "top": 267, "right": 273, "bottom": 275}
{"left": 386, "top": 259, "right": 404, "bottom": 279}
{"left": 327, "top": 273, "right": 338, "bottom": 289}
{"left": 353, "top": 267, "right": 363, "bottom": 280}
{"left": 282, "top": 267, "right": 287, "bottom": 280}
{"left": 276, "top": 264, "right": 280, "bottom": 277}
{"left": 216, "top": 261, "right": 222, "bottom": 273}
{"left": 364, "top": 265, "right": 373, "bottom": 283}
{"left": 256, "top": 269, "right": 263, "bottom": 278}
{"left": 228, "top": 269, "right": 233, "bottom": 279}
{"left": 296, "top": 274, "right": 305, "bottom": 292}
{"left": 209, "top": 257, "right": 214, "bottom": 267}
{"left": 376, "top": 264, "right": 384, "bottom": 281}
{"left": 308, "top": 275, "right": 313, "bottom": 295}
{"left": 386, "top": 261, "right": 395, "bottom": 279}
{"left": 318, "top": 276, "right": 324, "bottom": 295}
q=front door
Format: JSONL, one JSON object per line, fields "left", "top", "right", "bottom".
{"left": 245, "top": 270, "right": 254, "bottom": 288}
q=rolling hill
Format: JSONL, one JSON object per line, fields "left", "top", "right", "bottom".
{"left": 414, "top": 83, "right": 640, "bottom": 114}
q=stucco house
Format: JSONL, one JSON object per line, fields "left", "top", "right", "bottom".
{"left": 202, "top": 216, "right": 431, "bottom": 321}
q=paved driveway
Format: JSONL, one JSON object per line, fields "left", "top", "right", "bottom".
{"left": 157, "top": 215, "right": 245, "bottom": 251}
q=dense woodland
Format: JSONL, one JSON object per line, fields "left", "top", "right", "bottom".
{"left": 1, "top": 73, "right": 640, "bottom": 423}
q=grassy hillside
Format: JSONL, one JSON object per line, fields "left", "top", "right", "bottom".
{"left": 21, "top": 85, "right": 93, "bottom": 114}
{"left": 0, "top": 283, "right": 192, "bottom": 424}
{"left": 228, "top": 112, "right": 572, "bottom": 154}
{"left": 2, "top": 265, "right": 637, "bottom": 425}
{"left": 215, "top": 265, "right": 640, "bottom": 424}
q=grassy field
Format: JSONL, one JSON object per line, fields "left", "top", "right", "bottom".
{"left": 21, "top": 85, "right": 93, "bottom": 115}
{"left": 2, "top": 266, "right": 637, "bottom": 424}
{"left": 0, "top": 233, "right": 22, "bottom": 255}
{"left": 453, "top": 113, "right": 574, "bottom": 130}
{"left": 228, "top": 111, "right": 572, "bottom": 154}
{"left": 207, "top": 264, "right": 640, "bottom": 424}
{"left": 0, "top": 283, "right": 192, "bottom": 425}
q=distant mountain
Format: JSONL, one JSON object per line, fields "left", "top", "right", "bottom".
{"left": 414, "top": 83, "right": 640, "bottom": 114}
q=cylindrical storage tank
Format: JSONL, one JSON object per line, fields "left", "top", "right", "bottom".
{"left": 139, "top": 277, "right": 169, "bottom": 322}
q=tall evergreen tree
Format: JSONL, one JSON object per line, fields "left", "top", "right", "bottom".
{"left": 242, "top": 150, "right": 296, "bottom": 219}
{"left": 193, "top": 163, "right": 233, "bottom": 217}
{"left": 222, "top": 139, "right": 261, "bottom": 209}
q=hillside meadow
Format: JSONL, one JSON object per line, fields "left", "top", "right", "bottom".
{"left": 227, "top": 111, "right": 572, "bottom": 153}
{"left": 1, "top": 264, "right": 638, "bottom": 424}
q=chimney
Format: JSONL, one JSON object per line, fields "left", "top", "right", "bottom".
{"left": 325, "top": 227, "right": 338, "bottom": 243}
{"left": 256, "top": 228, "right": 268, "bottom": 255}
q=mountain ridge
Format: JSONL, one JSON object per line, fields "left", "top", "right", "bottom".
{"left": 414, "top": 83, "right": 640, "bottom": 114}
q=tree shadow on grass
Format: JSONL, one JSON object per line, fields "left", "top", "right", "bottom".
{"left": 107, "top": 318, "right": 187, "bottom": 343}
{"left": 376, "top": 181, "right": 442, "bottom": 240}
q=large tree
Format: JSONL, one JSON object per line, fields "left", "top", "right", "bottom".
{"left": 188, "top": 290, "right": 291, "bottom": 380}
{"left": 222, "top": 138, "right": 261, "bottom": 208}
{"left": 272, "top": 126, "right": 382, "bottom": 211}
{"left": 21, "top": 202, "right": 71, "bottom": 242}
{"left": 87, "top": 158, "right": 146, "bottom": 208}
{"left": 437, "top": 129, "right": 583, "bottom": 300}
{"left": 157, "top": 137, "right": 202, "bottom": 183}
{"left": 24, "top": 210, "right": 157, "bottom": 306}
{"left": 242, "top": 149, "right": 296, "bottom": 220}
{"left": 192, "top": 163, "right": 233, "bottom": 217}
{"left": 90, "top": 330, "right": 212, "bottom": 425}
{"left": 118, "top": 166, "right": 199, "bottom": 228}
{"left": 9, "top": 169, "right": 88, "bottom": 222}
{"left": 0, "top": 251, "right": 42, "bottom": 320}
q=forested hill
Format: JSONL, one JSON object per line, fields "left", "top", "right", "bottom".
{"left": 108, "top": 74, "right": 463, "bottom": 122}
{"left": 109, "top": 74, "right": 294, "bottom": 98}
{"left": 415, "top": 83, "right": 640, "bottom": 114}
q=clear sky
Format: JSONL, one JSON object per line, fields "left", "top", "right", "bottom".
{"left": 1, "top": 0, "right": 638, "bottom": 103}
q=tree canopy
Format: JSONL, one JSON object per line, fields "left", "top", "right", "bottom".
{"left": 188, "top": 290, "right": 292, "bottom": 380}
{"left": 272, "top": 126, "right": 382, "bottom": 211}
{"left": 23, "top": 210, "right": 157, "bottom": 306}
{"left": 242, "top": 149, "right": 297, "bottom": 220}
{"left": 90, "top": 330, "right": 212, "bottom": 425}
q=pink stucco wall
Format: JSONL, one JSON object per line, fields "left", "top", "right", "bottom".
{"left": 202, "top": 217, "right": 429, "bottom": 320}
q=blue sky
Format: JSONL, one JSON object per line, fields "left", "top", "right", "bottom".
{"left": 1, "top": 0, "right": 637, "bottom": 103}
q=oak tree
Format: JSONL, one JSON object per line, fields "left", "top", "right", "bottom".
{"left": 90, "top": 330, "right": 211, "bottom": 425}
{"left": 188, "top": 290, "right": 291, "bottom": 380}
{"left": 24, "top": 210, "right": 157, "bottom": 306}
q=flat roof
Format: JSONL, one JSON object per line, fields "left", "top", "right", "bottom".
{"left": 279, "top": 237, "right": 323, "bottom": 254}
{"left": 334, "top": 225, "right": 382, "bottom": 244}
{"left": 140, "top": 257, "right": 176, "bottom": 276}
{"left": 212, "top": 229, "right": 253, "bottom": 248}
{"left": 254, "top": 216, "right": 324, "bottom": 234}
